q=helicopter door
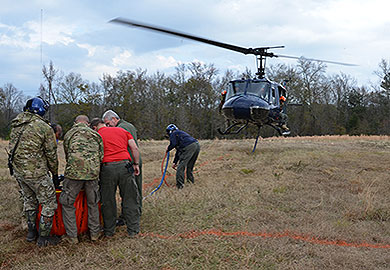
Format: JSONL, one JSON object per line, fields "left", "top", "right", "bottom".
{"left": 278, "top": 85, "right": 286, "bottom": 100}
{"left": 270, "top": 84, "right": 280, "bottom": 107}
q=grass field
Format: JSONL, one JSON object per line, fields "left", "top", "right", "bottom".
{"left": 1, "top": 136, "right": 390, "bottom": 269}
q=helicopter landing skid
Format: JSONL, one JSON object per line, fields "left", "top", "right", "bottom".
{"left": 268, "top": 123, "right": 290, "bottom": 136}
{"left": 217, "top": 121, "right": 249, "bottom": 135}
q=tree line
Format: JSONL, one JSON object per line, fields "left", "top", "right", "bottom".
{"left": 1, "top": 58, "right": 389, "bottom": 140}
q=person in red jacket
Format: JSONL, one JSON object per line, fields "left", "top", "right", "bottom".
{"left": 90, "top": 118, "right": 140, "bottom": 237}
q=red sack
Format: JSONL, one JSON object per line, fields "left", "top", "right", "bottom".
{"left": 37, "top": 189, "right": 101, "bottom": 236}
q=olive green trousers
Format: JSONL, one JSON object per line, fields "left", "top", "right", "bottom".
{"left": 176, "top": 142, "right": 200, "bottom": 188}
{"left": 100, "top": 161, "right": 140, "bottom": 236}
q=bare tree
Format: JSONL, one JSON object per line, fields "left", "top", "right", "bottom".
{"left": 41, "top": 61, "right": 60, "bottom": 121}
{"left": 58, "top": 72, "right": 85, "bottom": 103}
{"left": 329, "top": 73, "right": 357, "bottom": 107}
{"left": 0, "top": 83, "right": 24, "bottom": 123}
{"left": 296, "top": 58, "right": 327, "bottom": 105}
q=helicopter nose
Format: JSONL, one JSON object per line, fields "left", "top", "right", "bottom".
{"left": 221, "top": 106, "right": 249, "bottom": 120}
{"left": 222, "top": 97, "right": 250, "bottom": 120}
{"left": 222, "top": 95, "right": 270, "bottom": 122}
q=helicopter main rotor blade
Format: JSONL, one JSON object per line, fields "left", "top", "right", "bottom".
{"left": 109, "top": 17, "right": 254, "bottom": 55}
{"left": 276, "top": 54, "right": 357, "bottom": 66}
{"left": 110, "top": 17, "right": 358, "bottom": 67}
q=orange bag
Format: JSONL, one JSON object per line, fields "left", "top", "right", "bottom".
{"left": 37, "top": 189, "right": 101, "bottom": 236}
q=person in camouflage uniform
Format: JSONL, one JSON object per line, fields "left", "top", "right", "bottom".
{"left": 9, "top": 97, "right": 59, "bottom": 247}
{"left": 59, "top": 115, "right": 104, "bottom": 243}
{"left": 102, "top": 110, "right": 143, "bottom": 226}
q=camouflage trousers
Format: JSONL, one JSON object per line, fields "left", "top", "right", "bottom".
{"left": 14, "top": 172, "right": 57, "bottom": 217}
{"left": 280, "top": 112, "right": 288, "bottom": 124}
{"left": 59, "top": 178, "right": 101, "bottom": 238}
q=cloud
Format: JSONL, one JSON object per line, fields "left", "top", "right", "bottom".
{"left": 77, "top": 43, "right": 97, "bottom": 57}
{"left": 0, "top": 17, "right": 76, "bottom": 50}
{"left": 307, "top": 0, "right": 389, "bottom": 29}
{"left": 33, "top": 17, "right": 76, "bottom": 46}
{"left": 110, "top": 46, "right": 181, "bottom": 72}
{"left": 0, "top": 23, "right": 35, "bottom": 49}
{"left": 112, "top": 50, "right": 132, "bottom": 67}
{"left": 155, "top": 55, "right": 180, "bottom": 69}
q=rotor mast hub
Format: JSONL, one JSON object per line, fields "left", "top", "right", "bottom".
{"left": 252, "top": 46, "right": 283, "bottom": 79}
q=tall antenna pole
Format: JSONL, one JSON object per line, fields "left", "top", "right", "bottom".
{"left": 40, "top": 9, "right": 43, "bottom": 67}
{"left": 40, "top": 8, "right": 52, "bottom": 121}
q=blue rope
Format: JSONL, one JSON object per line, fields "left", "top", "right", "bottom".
{"left": 252, "top": 127, "right": 262, "bottom": 153}
{"left": 143, "top": 152, "right": 170, "bottom": 200}
{"left": 252, "top": 135, "right": 260, "bottom": 153}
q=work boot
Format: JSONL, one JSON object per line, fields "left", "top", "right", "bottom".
{"left": 61, "top": 235, "right": 79, "bottom": 244}
{"left": 281, "top": 124, "right": 289, "bottom": 131}
{"left": 127, "top": 230, "right": 140, "bottom": 238}
{"left": 25, "top": 210, "right": 37, "bottom": 242}
{"left": 37, "top": 215, "right": 59, "bottom": 247}
{"left": 90, "top": 232, "right": 102, "bottom": 242}
{"left": 281, "top": 124, "right": 290, "bottom": 136}
{"left": 115, "top": 217, "right": 125, "bottom": 227}
{"left": 37, "top": 235, "right": 60, "bottom": 247}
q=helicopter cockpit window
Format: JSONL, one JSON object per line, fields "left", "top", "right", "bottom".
{"left": 228, "top": 81, "right": 270, "bottom": 101}
{"left": 246, "top": 82, "right": 270, "bottom": 101}
{"left": 227, "top": 82, "right": 245, "bottom": 99}
{"left": 226, "top": 81, "right": 269, "bottom": 102}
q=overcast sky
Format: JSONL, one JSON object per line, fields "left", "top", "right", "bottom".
{"left": 1, "top": 0, "right": 389, "bottom": 97}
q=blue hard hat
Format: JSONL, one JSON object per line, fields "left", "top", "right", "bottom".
{"left": 24, "top": 97, "right": 49, "bottom": 117}
{"left": 166, "top": 124, "right": 178, "bottom": 134}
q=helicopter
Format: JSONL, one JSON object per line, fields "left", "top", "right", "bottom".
{"left": 110, "top": 17, "right": 356, "bottom": 150}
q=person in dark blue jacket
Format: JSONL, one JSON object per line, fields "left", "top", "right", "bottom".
{"left": 166, "top": 124, "right": 200, "bottom": 189}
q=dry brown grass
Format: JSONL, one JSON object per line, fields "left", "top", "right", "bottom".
{"left": 1, "top": 136, "right": 390, "bottom": 269}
